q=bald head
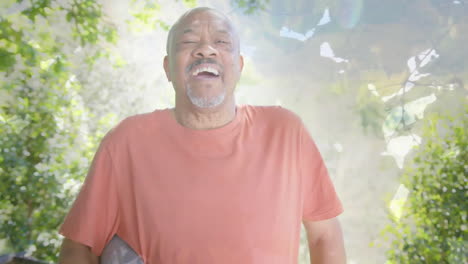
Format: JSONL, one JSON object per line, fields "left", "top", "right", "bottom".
{"left": 166, "top": 7, "right": 240, "bottom": 56}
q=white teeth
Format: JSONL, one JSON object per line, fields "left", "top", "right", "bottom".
{"left": 192, "top": 66, "right": 219, "bottom": 76}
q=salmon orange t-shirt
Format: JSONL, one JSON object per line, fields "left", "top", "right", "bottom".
{"left": 59, "top": 105, "right": 343, "bottom": 263}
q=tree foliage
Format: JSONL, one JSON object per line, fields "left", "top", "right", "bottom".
{"left": 0, "top": 0, "right": 117, "bottom": 261}
{"left": 231, "top": 0, "right": 270, "bottom": 14}
{"left": 383, "top": 107, "right": 467, "bottom": 263}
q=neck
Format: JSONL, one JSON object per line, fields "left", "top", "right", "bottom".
{"left": 172, "top": 100, "right": 237, "bottom": 130}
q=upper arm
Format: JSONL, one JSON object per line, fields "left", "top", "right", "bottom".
{"left": 303, "top": 217, "right": 346, "bottom": 263}
{"left": 59, "top": 238, "right": 100, "bottom": 264}
{"left": 303, "top": 217, "right": 344, "bottom": 246}
{"left": 59, "top": 140, "right": 120, "bottom": 255}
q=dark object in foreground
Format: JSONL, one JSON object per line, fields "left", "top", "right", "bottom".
{"left": 101, "top": 235, "right": 143, "bottom": 264}
{"left": 0, "top": 254, "right": 47, "bottom": 264}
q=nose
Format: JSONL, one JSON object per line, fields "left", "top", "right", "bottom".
{"left": 193, "top": 42, "right": 218, "bottom": 58}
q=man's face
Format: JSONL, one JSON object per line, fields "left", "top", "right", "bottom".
{"left": 164, "top": 10, "right": 244, "bottom": 109}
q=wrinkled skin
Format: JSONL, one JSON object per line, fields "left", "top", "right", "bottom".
{"left": 163, "top": 9, "right": 244, "bottom": 110}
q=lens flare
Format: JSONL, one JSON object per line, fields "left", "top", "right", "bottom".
{"left": 336, "top": 0, "right": 364, "bottom": 29}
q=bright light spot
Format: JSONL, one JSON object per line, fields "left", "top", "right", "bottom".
{"left": 74, "top": 46, "right": 83, "bottom": 53}
{"left": 407, "top": 56, "right": 417, "bottom": 72}
{"left": 381, "top": 135, "right": 421, "bottom": 168}
{"left": 320, "top": 42, "right": 349, "bottom": 63}
{"left": 25, "top": 244, "right": 37, "bottom": 256}
{"left": 404, "top": 93, "right": 437, "bottom": 119}
{"left": 382, "top": 94, "right": 437, "bottom": 136}
{"left": 64, "top": 178, "right": 82, "bottom": 194}
{"left": 368, "top": 83, "right": 380, "bottom": 96}
{"left": 40, "top": 58, "right": 55, "bottom": 70}
{"left": 433, "top": 82, "right": 458, "bottom": 91}
{"left": 333, "top": 142, "right": 343, "bottom": 152}
{"left": 383, "top": 49, "right": 438, "bottom": 102}
{"left": 407, "top": 48, "right": 439, "bottom": 72}
{"left": 418, "top": 49, "right": 439, "bottom": 67}
{"left": 34, "top": 162, "right": 49, "bottom": 172}
{"left": 54, "top": 115, "right": 65, "bottom": 131}
{"left": 382, "top": 93, "right": 438, "bottom": 132}
{"left": 317, "top": 8, "right": 331, "bottom": 26}
{"left": 65, "top": 75, "right": 77, "bottom": 89}
{"left": 389, "top": 184, "right": 409, "bottom": 221}
{"left": 275, "top": 99, "right": 282, "bottom": 106}
{"left": 381, "top": 82, "right": 415, "bottom": 102}
{"left": 408, "top": 72, "right": 430, "bottom": 82}
{"left": 382, "top": 49, "right": 439, "bottom": 102}
{"left": 405, "top": 82, "right": 415, "bottom": 90}
{"left": 27, "top": 39, "right": 41, "bottom": 49}
{"left": 280, "top": 26, "right": 315, "bottom": 42}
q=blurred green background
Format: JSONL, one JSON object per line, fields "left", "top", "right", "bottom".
{"left": 0, "top": 0, "right": 466, "bottom": 263}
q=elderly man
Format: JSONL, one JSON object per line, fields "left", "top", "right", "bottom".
{"left": 58, "top": 7, "right": 346, "bottom": 264}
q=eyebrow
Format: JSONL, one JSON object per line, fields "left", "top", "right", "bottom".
{"left": 180, "top": 28, "right": 231, "bottom": 35}
{"left": 182, "top": 28, "right": 194, "bottom": 34}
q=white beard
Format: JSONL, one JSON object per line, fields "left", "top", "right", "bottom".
{"left": 186, "top": 85, "right": 225, "bottom": 108}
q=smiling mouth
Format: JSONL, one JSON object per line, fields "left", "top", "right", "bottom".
{"left": 191, "top": 66, "right": 220, "bottom": 79}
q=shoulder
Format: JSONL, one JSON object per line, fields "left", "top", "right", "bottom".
{"left": 101, "top": 109, "right": 167, "bottom": 148}
{"left": 117, "top": 110, "right": 161, "bottom": 130}
{"left": 242, "top": 105, "right": 303, "bottom": 129}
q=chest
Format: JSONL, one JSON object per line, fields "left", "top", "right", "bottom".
{"left": 114, "top": 129, "right": 303, "bottom": 262}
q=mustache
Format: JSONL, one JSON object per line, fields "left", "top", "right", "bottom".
{"left": 186, "top": 58, "right": 221, "bottom": 73}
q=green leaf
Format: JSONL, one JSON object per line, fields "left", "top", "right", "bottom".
{"left": 182, "top": 0, "right": 197, "bottom": 8}
{"left": 0, "top": 48, "right": 16, "bottom": 71}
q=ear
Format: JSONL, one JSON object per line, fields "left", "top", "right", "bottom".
{"left": 239, "top": 54, "right": 244, "bottom": 73}
{"left": 163, "top": 56, "right": 171, "bottom": 82}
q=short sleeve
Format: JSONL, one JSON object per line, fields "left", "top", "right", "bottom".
{"left": 300, "top": 125, "right": 343, "bottom": 221}
{"left": 59, "top": 137, "right": 120, "bottom": 256}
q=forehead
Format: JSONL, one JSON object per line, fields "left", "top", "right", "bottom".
{"left": 175, "top": 11, "right": 233, "bottom": 35}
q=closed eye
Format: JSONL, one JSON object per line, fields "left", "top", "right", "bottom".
{"left": 216, "top": 40, "right": 230, "bottom": 44}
